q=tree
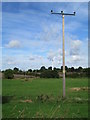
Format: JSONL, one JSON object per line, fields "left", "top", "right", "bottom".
{"left": 13, "top": 67, "right": 19, "bottom": 73}
{"left": 65, "top": 66, "right": 68, "bottom": 71}
{"left": 4, "top": 69, "right": 14, "bottom": 79}
{"left": 61, "top": 66, "right": 63, "bottom": 71}
{"left": 61, "top": 66, "right": 68, "bottom": 71}
{"left": 28, "top": 69, "right": 32, "bottom": 72}
{"left": 48, "top": 66, "right": 52, "bottom": 70}
{"left": 78, "top": 66, "right": 83, "bottom": 72}
{"left": 54, "top": 67, "right": 61, "bottom": 72}
{"left": 70, "top": 67, "right": 75, "bottom": 72}
{"left": 33, "top": 69, "right": 38, "bottom": 72}
{"left": 40, "top": 66, "right": 46, "bottom": 72}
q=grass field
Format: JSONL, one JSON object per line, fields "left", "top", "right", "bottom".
{"left": 2, "top": 78, "right": 88, "bottom": 118}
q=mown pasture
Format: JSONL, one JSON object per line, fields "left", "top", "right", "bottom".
{"left": 2, "top": 78, "right": 88, "bottom": 118}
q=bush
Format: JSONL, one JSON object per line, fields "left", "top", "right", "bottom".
{"left": 4, "top": 69, "right": 14, "bottom": 79}
{"left": 66, "top": 72, "right": 85, "bottom": 78}
{"left": 40, "top": 70, "right": 59, "bottom": 78}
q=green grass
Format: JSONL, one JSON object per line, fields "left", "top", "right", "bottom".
{"left": 2, "top": 78, "right": 88, "bottom": 118}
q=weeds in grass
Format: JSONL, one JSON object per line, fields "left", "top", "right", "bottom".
{"left": 50, "top": 105, "right": 60, "bottom": 118}
{"left": 17, "top": 108, "right": 25, "bottom": 118}
{"left": 36, "top": 94, "right": 55, "bottom": 103}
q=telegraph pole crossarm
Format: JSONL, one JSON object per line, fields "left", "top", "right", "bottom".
{"left": 51, "top": 10, "right": 75, "bottom": 16}
{"left": 51, "top": 10, "right": 75, "bottom": 98}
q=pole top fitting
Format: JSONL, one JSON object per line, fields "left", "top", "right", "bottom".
{"left": 61, "top": 11, "right": 63, "bottom": 14}
{"left": 51, "top": 10, "right": 53, "bottom": 13}
{"left": 74, "top": 12, "right": 76, "bottom": 15}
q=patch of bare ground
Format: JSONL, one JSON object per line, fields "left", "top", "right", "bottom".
{"left": 70, "top": 87, "right": 89, "bottom": 91}
{"left": 21, "top": 78, "right": 33, "bottom": 82}
{"left": 20, "top": 99, "right": 33, "bottom": 103}
{"left": 24, "top": 78, "right": 33, "bottom": 82}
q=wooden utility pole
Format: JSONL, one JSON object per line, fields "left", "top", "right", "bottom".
{"left": 51, "top": 10, "right": 75, "bottom": 98}
{"left": 62, "top": 14, "right": 65, "bottom": 97}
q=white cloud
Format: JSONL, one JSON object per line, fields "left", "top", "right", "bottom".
{"left": 71, "top": 40, "right": 82, "bottom": 49}
{"left": 70, "top": 55, "right": 81, "bottom": 62}
{"left": 5, "top": 40, "right": 21, "bottom": 48}
{"left": 2, "top": 54, "right": 47, "bottom": 70}
{"left": 66, "top": 54, "right": 88, "bottom": 68}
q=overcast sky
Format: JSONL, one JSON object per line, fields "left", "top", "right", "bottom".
{"left": 1, "top": 2, "right": 88, "bottom": 70}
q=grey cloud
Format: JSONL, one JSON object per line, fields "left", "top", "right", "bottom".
{"left": 47, "top": 49, "right": 62, "bottom": 62}
{"left": 70, "top": 48, "right": 79, "bottom": 55}
{"left": 29, "top": 57, "right": 35, "bottom": 61}
{"left": 40, "top": 23, "right": 61, "bottom": 42}
{"left": 69, "top": 40, "right": 82, "bottom": 56}
{"left": 29, "top": 55, "right": 43, "bottom": 61}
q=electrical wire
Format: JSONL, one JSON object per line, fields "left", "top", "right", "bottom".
{"left": 62, "top": 2, "right": 86, "bottom": 13}
{"left": 74, "top": 2, "right": 86, "bottom": 13}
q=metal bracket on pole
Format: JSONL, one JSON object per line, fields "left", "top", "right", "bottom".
{"left": 51, "top": 10, "right": 76, "bottom": 16}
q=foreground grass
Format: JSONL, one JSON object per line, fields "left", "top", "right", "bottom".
{"left": 2, "top": 78, "right": 88, "bottom": 118}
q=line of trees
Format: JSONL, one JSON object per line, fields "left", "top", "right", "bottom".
{"left": 2, "top": 66, "right": 89, "bottom": 79}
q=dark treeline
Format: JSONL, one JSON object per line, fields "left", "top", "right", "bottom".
{"left": 1, "top": 66, "right": 89, "bottom": 79}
